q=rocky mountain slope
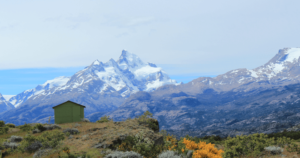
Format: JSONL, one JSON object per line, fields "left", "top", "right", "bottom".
{"left": 104, "top": 48, "right": 300, "bottom": 139}
{"left": 0, "top": 93, "right": 14, "bottom": 113}
{"left": 0, "top": 50, "right": 178, "bottom": 125}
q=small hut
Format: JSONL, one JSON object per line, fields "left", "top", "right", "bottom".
{"left": 52, "top": 100, "right": 85, "bottom": 124}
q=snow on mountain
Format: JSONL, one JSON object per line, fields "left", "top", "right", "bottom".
{"left": 3, "top": 95, "right": 15, "bottom": 101}
{"left": 8, "top": 76, "right": 70, "bottom": 107}
{"left": 0, "top": 93, "right": 15, "bottom": 113}
{"left": 184, "top": 48, "right": 300, "bottom": 93}
{"left": 8, "top": 50, "right": 178, "bottom": 107}
{"left": 53, "top": 50, "right": 177, "bottom": 96}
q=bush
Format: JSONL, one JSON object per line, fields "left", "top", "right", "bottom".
{"left": 183, "top": 138, "right": 224, "bottom": 158}
{"left": 268, "top": 130, "right": 300, "bottom": 142}
{"left": 222, "top": 133, "right": 294, "bottom": 157}
{"left": 0, "top": 120, "right": 5, "bottom": 127}
{"left": 96, "top": 115, "right": 112, "bottom": 123}
{"left": 136, "top": 111, "right": 159, "bottom": 132}
{"left": 19, "top": 123, "right": 32, "bottom": 132}
{"left": 113, "top": 133, "right": 165, "bottom": 158}
{"left": 17, "top": 130, "right": 65, "bottom": 153}
{"left": 5, "top": 123, "right": 16, "bottom": 128}
{"left": 32, "top": 123, "right": 46, "bottom": 132}
{"left": 0, "top": 127, "right": 9, "bottom": 135}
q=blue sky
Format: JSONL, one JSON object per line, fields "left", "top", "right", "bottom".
{"left": 1, "top": 0, "right": 300, "bottom": 95}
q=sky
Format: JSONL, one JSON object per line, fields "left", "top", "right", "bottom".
{"left": 1, "top": 0, "right": 300, "bottom": 95}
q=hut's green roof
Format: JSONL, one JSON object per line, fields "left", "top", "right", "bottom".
{"left": 52, "top": 100, "right": 86, "bottom": 109}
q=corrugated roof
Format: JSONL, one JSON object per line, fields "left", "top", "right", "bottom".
{"left": 52, "top": 100, "right": 86, "bottom": 109}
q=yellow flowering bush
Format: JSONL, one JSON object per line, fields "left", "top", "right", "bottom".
{"left": 183, "top": 138, "right": 224, "bottom": 158}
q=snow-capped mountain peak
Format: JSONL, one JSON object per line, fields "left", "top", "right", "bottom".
{"left": 0, "top": 93, "right": 5, "bottom": 100}
{"left": 8, "top": 76, "right": 70, "bottom": 108}
{"left": 117, "top": 50, "right": 145, "bottom": 71}
{"left": 0, "top": 93, "right": 15, "bottom": 113}
{"left": 5, "top": 50, "right": 178, "bottom": 108}
{"left": 277, "top": 48, "right": 300, "bottom": 63}
{"left": 92, "top": 59, "right": 102, "bottom": 66}
{"left": 190, "top": 47, "right": 300, "bottom": 93}
{"left": 41, "top": 76, "right": 70, "bottom": 89}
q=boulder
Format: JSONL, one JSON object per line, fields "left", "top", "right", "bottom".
{"left": 33, "top": 148, "right": 52, "bottom": 158}
{"left": 81, "top": 118, "right": 90, "bottom": 122}
{"left": 73, "top": 123, "right": 81, "bottom": 128}
{"left": 104, "top": 151, "right": 143, "bottom": 158}
{"left": 44, "top": 124, "right": 61, "bottom": 130}
{"left": 158, "top": 150, "right": 182, "bottom": 158}
{"left": 3, "top": 142, "right": 20, "bottom": 150}
{"left": 264, "top": 145, "right": 284, "bottom": 155}
{"left": 32, "top": 129, "right": 41, "bottom": 134}
{"left": 93, "top": 143, "right": 112, "bottom": 149}
{"left": 63, "top": 128, "right": 79, "bottom": 135}
{"left": 9, "top": 135, "right": 23, "bottom": 143}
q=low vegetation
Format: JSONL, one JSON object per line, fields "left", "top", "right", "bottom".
{"left": 1, "top": 112, "right": 300, "bottom": 157}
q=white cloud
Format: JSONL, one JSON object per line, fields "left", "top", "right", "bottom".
{"left": 0, "top": 0, "right": 300, "bottom": 77}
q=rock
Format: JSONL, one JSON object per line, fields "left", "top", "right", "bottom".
{"left": 44, "top": 124, "right": 61, "bottom": 130}
{"left": 86, "top": 127, "right": 107, "bottom": 132}
{"left": 104, "top": 151, "right": 143, "bottom": 158}
{"left": 186, "top": 150, "right": 194, "bottom": 158}
{"left": 264, "top": 145, "right": 284, "bottom": 155}
{"left": 3, "top": 142, "right": 20, "bottom": 150}
{"left": 101, "top": 149, "right": 113, "bottom": 155}
{"left": 63, "top": 128, "right": 79, "bottom": 135}
{"left": 33, "top": 148, "right": 52, "bottom": 158}
{"left": 93, "top": 143, "right": 112, "bottom": 149}
{"left": 158, "top": 150, "right": 181, "bottom": 158}
{"left": 25, "top": 141, "right": 43, "bottom": 152}
{"left": 81, "top": 118, "right": 90, "bottom": 122}
{"left": 9, "top": 135, "right": 23, "bottom": 143}
{"left": 68, "top": 135, "right": 74, "bottom": 139}
{"left": 82, "top": 134, "right": 90, "bottom": 140}
{"left": 32, "top": 129, "right": 41, "bottom": 134}
{"left": 73, "top": 123, "right": 81, "bottom": 128}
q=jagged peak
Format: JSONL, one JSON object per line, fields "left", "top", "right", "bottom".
{"left": 117, "top": 50, "right": 145, "bottom": 70}
{"left": 92, "top": 59, "right": 102, "bottom": 66}
{"left": 0, "top": 93, "right": 4, "bottom": 100}
{"left": 148, "top": 62, "right": 157, "bottom": 67}
{"left": 105, "top": 58, "right": 118, "bottom": 67}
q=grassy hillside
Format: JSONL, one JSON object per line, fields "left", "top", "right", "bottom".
{"left": 1, "top": 112, "right": 300, "bottom": 158}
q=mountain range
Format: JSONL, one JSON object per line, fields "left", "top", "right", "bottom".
{"left": 0, "top": 50, "right": 178, "bottom": 125}
{"left": 1, "top": 48, "right": 300, "bottom": 139}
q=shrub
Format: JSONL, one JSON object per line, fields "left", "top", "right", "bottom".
{"left": 182, "top": 138, "right": 224, "bottom": 158}
{"left": 0, "top": 120, "right": 5, "bottom": 127}
{"left": 114, "top": 133, "right": 165, "bottom": 158}
{"left": 17, "top": 130, "right": 65, "bottom": 153}
{"left": 19, "top": 123, "right": 32, "bottom": 132}
{"left": 0, "top": 127, "right": 9, "bottom": 135}
{"left": 32, "top": 123, "right": 46, "bottom": 132}
{"left": 5, "top": 123, "right": 16, "bottom": 128}
{"left": 136, "top": 111, "right": 159, "bottom": 132}
{"left": 222, "top": 133, "right": 293, "bottom": 158}
{"left": 96, "top": 115, "right": 112, "bottom": 123}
